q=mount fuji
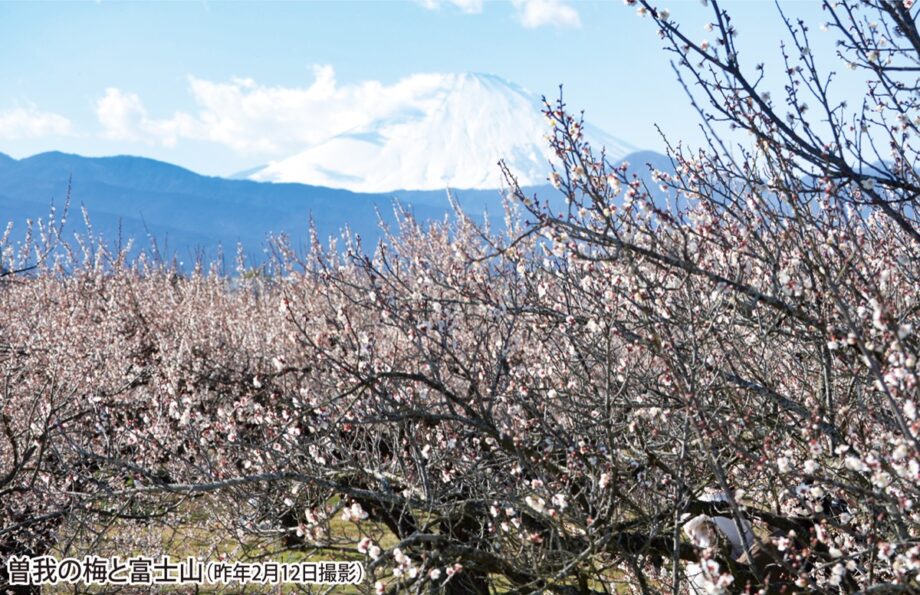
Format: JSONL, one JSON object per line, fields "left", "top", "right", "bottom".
{"left": 247, "top": 72, "right": 636, "bottom": 193}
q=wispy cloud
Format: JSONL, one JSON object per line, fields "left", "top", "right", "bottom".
{"left": 512, "top": 0, "right": 581, "bottom": 29}
{"left": 93, "top": 67, "right": 481, "bottom": 156}
{"left": 419, "top": 0, "right": 580, "bottom": 28}
{"left": 0, "top": 106, "right": 73, "bottom": 139}
{"left": 417, "top": 0, "right": 484, "bottom": 14}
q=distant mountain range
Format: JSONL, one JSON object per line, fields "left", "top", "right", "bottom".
{"left": 0, "top": 72, "right": 671, "bottom": 265}
{"left": 0, "top": 151, "right": 540, "bottom": 265}
{"left": 0, "top": 149, "right": 672, "bottom": 266}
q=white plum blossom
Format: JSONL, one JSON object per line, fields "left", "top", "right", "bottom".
{"left": 776, "top": 457, "right": 792, "bottom": 473}
{"left": 525, "top": 495, "right": 546, "bottom": 513}
{"left": 341, "top": 502, "right": 369, "bottom": 522}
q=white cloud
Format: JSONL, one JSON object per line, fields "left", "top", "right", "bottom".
{"left": 512, "top": 0, "right": 581, "bottom": 29}
{"left": 95, "top": 88, "right": 195, "bottom": 147}
{"left": 0, "top": 106, "right": 72, "bottom": 139}
{"left": 418, "top": 0, "right": 579, "bottom": 27}
{"left": 418, "top": 0, "right": 483, "bottom": 13}
{"left": 93, "top": 67, "right": 482, "bottom": 156}
{"left": 96, "top": 88, "right": 147, "bottom": 141}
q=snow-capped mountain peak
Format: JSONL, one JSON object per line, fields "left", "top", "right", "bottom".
{"left": 248, "top": 72, "right": 635, "bottom": 192}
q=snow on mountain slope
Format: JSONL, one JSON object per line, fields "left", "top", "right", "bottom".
{"left": 249, "top": 73, "right": 636, "bottom": 192}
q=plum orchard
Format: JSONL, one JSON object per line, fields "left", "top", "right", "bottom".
{"left": 2, "top": 0, "right": 920, "bottom": 593}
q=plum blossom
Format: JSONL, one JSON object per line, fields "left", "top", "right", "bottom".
{"left": 341, "top": 502, "right": 369, "bottom": 522}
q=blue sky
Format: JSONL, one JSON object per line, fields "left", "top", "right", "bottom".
{"left": 0, "top": 0, "right": 842, "bottom": 177}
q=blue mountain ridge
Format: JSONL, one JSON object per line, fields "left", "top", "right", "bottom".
{"left": 0, "top": 150, "right": 671, "bottom": 268}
